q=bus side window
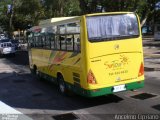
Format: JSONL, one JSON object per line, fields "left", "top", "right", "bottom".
{"left": 60, "top": 35, "right": 66, "bottom": 50}
{"left": 66, "top": 22, "right": 80, "bottom": 52}
{"left": 31, "top": 37, "right": 34, "bottom": 47}
{"left": 46, "top": 36, "right": 51, "bottom": 49}
{"left": 66, "top": 35, "right": 73, "bottom": 51}
{"left": 33, "top": 37, "right": 36, "bottom": 47}
{"left": 51, "top": 35, "right": 55, "bottom": 49}
{"left": 74, "top": 34, "right": 80, "bottom": 52}
{"left": 42, "top": 36, "right": 45, "bottom": 48}
{"left": 30, "top": 37, "right": 34, "bottom": 48}
{"left": 35, "top": 36, "right": 40, "bottom": 48}
{"left": 56, "top": 35, "right": 60, "bottom": 50}
{"left": 38, "top": 36, "right": 41, "bottom": 48}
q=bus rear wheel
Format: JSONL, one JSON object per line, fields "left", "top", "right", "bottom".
{"left": 57, "top": 75, "right": 68, "bottom": 95}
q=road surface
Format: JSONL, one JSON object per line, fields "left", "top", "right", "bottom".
{"left": 0, "top": 47, "right": 159, "bottom": 120}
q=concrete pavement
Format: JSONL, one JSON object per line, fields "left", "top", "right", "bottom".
{"left": 0, "top": 37, "right": 159, "bottom": 120}
{"left": 0, "top": 101, "right": 33, "bottom": 120}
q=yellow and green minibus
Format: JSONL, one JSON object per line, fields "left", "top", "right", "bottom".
{"left": 28, "top": 12, "right": 144, "bottom": 97}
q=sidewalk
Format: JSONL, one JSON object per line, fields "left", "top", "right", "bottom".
{"left": 143, "top": 46, "right": 160, "bottom": 58}
{"left": 143, "top": 40, "right": 160, "bottom": 71}
{"left": 144, "top": 61, "right": 160, "bottom": 71}
{"left": 0, "top": 63, "right": 32, "bottom": 119}
{"left": 0, "top": 101, "right": 33, "bottom": 120}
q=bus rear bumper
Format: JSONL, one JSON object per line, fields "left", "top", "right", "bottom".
{"left": 68, "top": 80, "right": 144, "bottom": 97}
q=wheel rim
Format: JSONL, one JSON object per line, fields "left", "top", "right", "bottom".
{"left": 59, "top": 77, "right": 65, "bottom": 93}
{"left": 59, "top": 83, "right": 65, "bottom": 93}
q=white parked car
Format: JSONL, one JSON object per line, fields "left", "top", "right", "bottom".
{"left": 0, "top": 42, "right": 16, "bottom": 56}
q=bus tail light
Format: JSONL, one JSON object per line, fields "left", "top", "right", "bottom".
{"left": 138, "top": 62, "right": 144, "bottom": 77}
{"left": 87, "top": 69, "right": 97, "bottom": 84}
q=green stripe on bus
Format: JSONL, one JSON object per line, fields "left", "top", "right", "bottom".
{"left": 66, "top": 80, "right": 144, "bottom": 97}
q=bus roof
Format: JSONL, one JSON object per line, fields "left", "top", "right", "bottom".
{"left": 38, "top": 12, "right": 135, "bottom": 25}
{"left": 39, "top": 16, "right": 80, "bottom": 27}
{"left": 30, "top": 12, "right": 136, "bottom": 31}
{"left": 85, "top": 12, "right": 135, "bottom": 17}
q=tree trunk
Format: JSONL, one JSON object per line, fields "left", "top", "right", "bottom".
{"left": 141, "top": 16, "right": 147, "bottom": 27}
{"left": 9, "top": 0, "right": 15, "bottom": 39}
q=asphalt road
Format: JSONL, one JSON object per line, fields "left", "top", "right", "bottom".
{"left": 0, "top": 48, "right": 160, "bottom": 120}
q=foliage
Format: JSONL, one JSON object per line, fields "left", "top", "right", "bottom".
{"left": 79, "top": 0, "right": 160, "bottom": 25}
{"left": 14, "top": 0, "right": 44, "bottom": 29}
{"left": 0, "top": 0, "right": 160, "bottom": 34}
{"left": 43, "top": 0, "right": 80, "bottom": 18}
{"left": 0, "top": 0, "right": 12, "bottom": 31}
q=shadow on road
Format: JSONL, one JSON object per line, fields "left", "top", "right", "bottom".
{"left": 1, "top": 51, "right": 29, "bottom": 66}
{"left": 0, "top": 51, "right": 123, "bottom": 111}
{"left": 0, "top": 72, "right": 123, "bottom": 111}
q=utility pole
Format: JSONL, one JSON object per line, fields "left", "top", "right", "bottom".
{"left": 153, "top": 1, "right": 156, "bottom": 35}
{"left": 9, "top": 0, "right": 14, "bottom": 38}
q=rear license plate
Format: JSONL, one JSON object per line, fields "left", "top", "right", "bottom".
{"left": 113, "top": 84, "right": 126, "bottom": 92}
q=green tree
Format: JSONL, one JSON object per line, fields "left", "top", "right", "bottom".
{"left": 79, "top": 0, "right": 160, "bottom": 27}
{"left": 0, "top": 0, "right": 44, "bottom": 34}
{"left": 43, "top": 0, "right": 80, "bottom": 18}
{"left": 14, "top": 0, "right": 44, "bottom": 29}
{"left": 1, "top": 0, "right": 160, "bottom": 35}
{"left": 0, "top": 0, "right": 12, "bottom": 32}
{"left": 64, "top": 0, "right": 81, "bottom": 16}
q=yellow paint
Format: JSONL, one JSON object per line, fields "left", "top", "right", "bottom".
{"left": 29, "top": 12, "right": 144, "bottom": 91}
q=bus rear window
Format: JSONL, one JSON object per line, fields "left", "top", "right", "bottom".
{"left": 86, "top": 14, "right": 139, "bottom": 42}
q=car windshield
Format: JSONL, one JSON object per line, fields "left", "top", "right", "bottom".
{"left": 86, "top": 13, "right": 139, "bottom": 42}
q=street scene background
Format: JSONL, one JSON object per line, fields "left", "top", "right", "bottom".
{"left": 0, "top": 0, "right": 160, "bottom": 120}
{"left": 0, "top": 37, "right": 159, "bottom": 120}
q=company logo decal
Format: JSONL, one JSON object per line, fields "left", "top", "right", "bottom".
{"left": 114, "top": 44, "right": 119, "bottom": 50}
{"left": 104, "top": 55, "right": 129, "bottom": 70}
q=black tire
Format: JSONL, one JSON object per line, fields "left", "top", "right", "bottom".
{"left": 37, "top": 71, "right": 44, "bottom": 81}
{"left": 57, "top": 75, "right": 68, "bottom": 95}
{"left": 32, "top": 66, "right": 44, "bottom": 81}
{"left": 33, "top": 66, "right": 37, "bottom": 75}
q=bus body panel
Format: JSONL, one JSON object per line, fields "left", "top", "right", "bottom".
{"left": 83, "top": 13, "right": 144, "bottom": 92}
{"left": 87, "top": 39, "right": 144, "bottom": 89}
{"left": 30, "top": 48, "right": 82, "bottom": 84}
{"left": 28, "top": 12, "right": 144, "bottom": 97}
